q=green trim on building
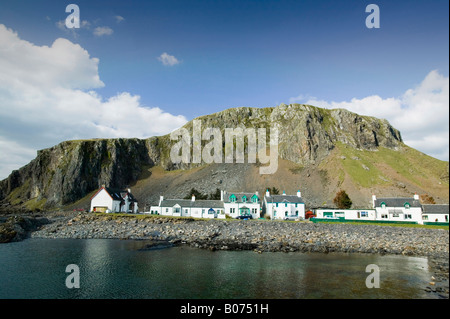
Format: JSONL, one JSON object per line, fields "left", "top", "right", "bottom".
{"left": 423, "top": 221, "right": 449, "bottom": 226}
{"left": 310, "top": 218, "right": 418, "bottom": 225}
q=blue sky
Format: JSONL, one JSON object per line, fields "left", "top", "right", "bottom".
{"left": 0, "top": 0, "right": 448, "bottom": 179}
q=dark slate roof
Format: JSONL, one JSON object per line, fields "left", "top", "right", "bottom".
{"left": 422, "top": 204, "right": 449, "bottom": 214}
{"left": 103, "top": 187, "right": 123, "bottom": 201}
{"left": 265, "top": 195, "right": 304, "bottom": 203}
{"left": 160, "top": 199, "right": 224, "bottom": 209}
{"left": 374, "top": 198, "right": 421, "bottom": 208}
{"left": 223, "top": 192, "right": 260, "bottom": 203}
{"left": 101, "top": 187, "right": 137, "bottom": 202}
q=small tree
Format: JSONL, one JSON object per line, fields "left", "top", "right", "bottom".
{"left": 266, "top": 186, "right": 280, "bottom": 195}
{"left": 183, "top": 188, "right": 208, "bottom": 200}
{"left": 208, "top": 188, "right": 221, "bottom": 200}
{"left": 334, "top": 190, "right": 352, "bottom": 209}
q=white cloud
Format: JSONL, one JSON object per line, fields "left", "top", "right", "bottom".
{"left": 292, "top": 70, "right": 449, "bottom": 161}
{"left": 115, "top": 16, "right": 125, "bottom": 23}
{"left": 93, "top": 26, "right": 113, "bottom": 37}
{"left": 158, "top": 52, "right": 180, "bottom": 66}
{"left": 0, "top": 24, "right": 188, "bottom": 179}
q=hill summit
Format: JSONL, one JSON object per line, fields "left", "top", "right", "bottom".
{"left": 0, "top": 104, "right": 448, "bottom": 210}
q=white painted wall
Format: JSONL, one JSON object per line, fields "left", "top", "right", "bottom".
{"left": 422, "top": 213, "right": 449, "bottom": 223}
{"left": 90, "top": 188, "right": 117, "bottom": 212}
{"left": 264, "top": 201, "right": 305, "bottom": 220}
{"left": 224, "top": 202, "right": 260, "bottom": 219}
{"left": 315, "top": 209, "right": 376, "bottom": 220}
{"left": 375, "top": 207, "right": 423, "bottom": 224}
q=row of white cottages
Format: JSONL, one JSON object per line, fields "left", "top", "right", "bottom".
{"left": 89, "top": 186, "right": 449, "bottom": 225}
{"left": 314, "top": 194, "right": 449, "bottom": 225}
{"left": 90, "top": 187, "right": 305, "bottom": 220}
{"left": 148, "top": 190, "right": 305, "bottom": 220}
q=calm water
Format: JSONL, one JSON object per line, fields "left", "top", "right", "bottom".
{"left": 0, "top": 238, "right": 435, "bottom": 299}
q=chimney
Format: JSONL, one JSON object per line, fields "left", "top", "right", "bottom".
{"left": 297, "top": 190, "right": 301, "bottom": 198}
{"left": 266, "top": 189, "right": 270, "bottom": 197}
{"left": 220, "top": 190, "right": 224, "bottom": 201}
{"left": 101, "top": 184, "right": 106, "bottom": 188}
{"left": 159, "top": 195, "right": 164, "bottom": 206}
{"left": 127, "top": 188, "right": 131, "bottom": 193}
{"left": 282, "top": 190, "right": 286, "bottom": 195}
{"left": 192, "top": 194, "right": 196, "bottom": 202}
{"left": 372, "top": 194, "right": 377, "bottom": 208}
{"left": 413, "top": 193, "right": 419, "bottom": 201}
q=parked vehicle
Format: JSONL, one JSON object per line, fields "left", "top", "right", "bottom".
{"left": 236, "top": 215, "right": 253, "bottom": 220}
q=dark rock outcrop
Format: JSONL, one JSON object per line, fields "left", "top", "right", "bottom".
{"left": 0, "top": 103, "right": 420, "bottom": 209}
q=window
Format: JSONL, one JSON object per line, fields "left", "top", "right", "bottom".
{"left": 285, "top": 211, "right": 288, "bottom": 216}
{"left": 423, "top": 215, "right": 428, "bottom": 221}
{"left": 392, "top": 213, "right": 399, "bottom": 218}
{"left": 242, "top": 196, "right": 247, "bottom": 203}
{"left": 380, "top": 202, "right": 386, "bottom": 209}
{"left": 381, "top": 214, "right": 388, "bottom": 219}
{"left": 445, "top": 215, "right": 448, "bottom": 222}
{"left": 276, "top": 203, "right": 278, "bottom": 207}
{"left": 285, "top": 203, "right": 288, "bottom": 207}
{"left": 165, "top": 208, "right": 169, "bottom": 213}
{"left": 295, "top": 203, "right": 298, "bottom": 207}
{"left": 252, "top": 195, "right": 258, "bottom": 203}
{"left": 175, "top": 207, "right": 181, "bottom": 213}
{"left": 361, "top": 211, "right": 368, "bottom": 217}
{"left": 185, "top": 209, "right": 188, "bottom": 214}
{"left": 295, "top": 211, "right": 298, "bottom": 216}
{"left": 404, "top": 214, "right": 412, "bottom": 220}
{"left": 404, "top": 202, "right": 410, "bottom": 209}
{"left": 335, "top": 212, "right": 345, "bottom": 218}
{"left": 230, "top": 195, "right": 236, "bottom": 202}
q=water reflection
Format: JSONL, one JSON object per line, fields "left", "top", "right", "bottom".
{"left": 0, "top": 239, "right": 435, "bottom": 299}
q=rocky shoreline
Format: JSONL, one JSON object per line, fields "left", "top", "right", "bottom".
{"left": 2, "top": 211, "right": 449, "bottom": 298}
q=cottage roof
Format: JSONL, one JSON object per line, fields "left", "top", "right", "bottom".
{"left": 92, "top": 187, "right": 137, "bottom": 202}
{"left": 223, "top": 192, "right": 259, "bottom": 203}
{"left": 374, "top": 197, "right": 421, "bottom": 208}
{"left": 265, "top": 195, "right": 304, "bottom": 203}
{"left": 160, "top": 199, "right": 224, "bottom": 209}
{"left": 422, "top": 204, "right": 449, "bottom": 214}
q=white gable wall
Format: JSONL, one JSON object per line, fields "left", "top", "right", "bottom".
{"left": 91, "top": 188, "right": 121, "bottom": 213}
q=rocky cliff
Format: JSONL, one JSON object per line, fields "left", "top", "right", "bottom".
{"left": 0, "top": 104, "right": 447, "bottom": 210}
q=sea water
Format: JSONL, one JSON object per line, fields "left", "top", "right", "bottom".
{"left": 0, "top": 238, "right": 435, "bottom": 299}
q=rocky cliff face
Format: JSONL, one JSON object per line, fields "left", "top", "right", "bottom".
{"left": 0, "top": 104, "right": 409, "bottom": 209}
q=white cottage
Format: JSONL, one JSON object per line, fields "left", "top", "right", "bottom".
{"left": 264, "top": 190, "right": 305, "bottom": 220}
{"left": 155, "top": 195, "right": 225, "bottom": 219}
{"left": 421, "top": 204, "right": 449, "bottom": 225}
{"left": 314, "top": 208, "right": 376, "bottom": 221}
{"left": 90, "top": 186, "right": 138, "bottom": 213}
{"left": 372, "top": 194, "right": 422, "bottom": 224}
{"left": 222, "top": 191, "right": 261, "bottom": 219}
